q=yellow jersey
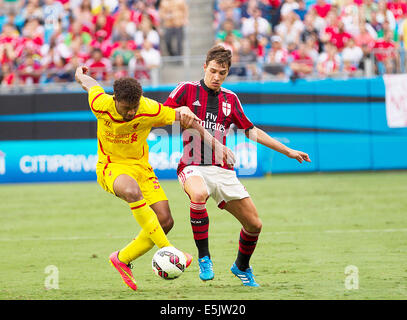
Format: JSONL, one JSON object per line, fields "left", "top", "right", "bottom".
{"left": 88, "top": 85, "right": 176, "bottom": 165}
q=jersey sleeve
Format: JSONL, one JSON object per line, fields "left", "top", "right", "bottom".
{"left": 163, "top": 82, "right": 188, "bottom": 108}
{"left": 88, "top": 85, "right": 112, "bottom": 118}
{"left": 153, "top": 104, "right": 176, "bottom": 127}
{"left": 141, "top": 96, "right": 176, "bottom": 127}
{"left": 233, "top": 94, "right": 254, "bottom": 131}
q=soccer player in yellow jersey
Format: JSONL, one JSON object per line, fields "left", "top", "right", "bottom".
{"left": 75, "top": 66, "right": 234, "bottom": 291}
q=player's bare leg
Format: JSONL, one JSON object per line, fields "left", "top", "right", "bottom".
{"left": 184, "top": 176, "right": 213, "bottom": 280}
{"left": 224, "top": 197, "right": 262, "bottom": 234}
{"left": 150, "top": 200, "right": 174, "bottom": 234}
{"left": 224, "top": 197, "right": 261, "bottom": 287}
{"left": 113, "top": 173, "right": 144, "bottom": 203}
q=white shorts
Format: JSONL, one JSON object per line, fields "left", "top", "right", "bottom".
{"left": 178, "top": 165, "right": 250, "bottom": 209}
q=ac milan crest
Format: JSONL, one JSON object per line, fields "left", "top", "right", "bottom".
{"left": 222, "top": 102, "right": 231, "bottom": 117}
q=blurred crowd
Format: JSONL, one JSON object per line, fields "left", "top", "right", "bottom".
{"left": 0, "top": 0, "right": 188, "bottom": 86}
{"left": 1, "top": 0, "right": 406, "bottom": 86}
{"left": 214, "top": 0, "right": 407, "bottom": 80}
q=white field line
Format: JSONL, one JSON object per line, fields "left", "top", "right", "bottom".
{"left": 0, "top": 228, "right": 407, "bottom": 242}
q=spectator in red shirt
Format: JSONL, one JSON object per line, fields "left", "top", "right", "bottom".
{"left": 86, "top": 48, "right": 112, "bottom": 81}
{"left": 90, "top": 29, "right": 116, "bottom": 58}
{"left": 329, "top": 20, "right": 353, "bottom": 51}
{"left": 387, "top": 0, "right": 407, "bottom": 22}
{"left": 17, "top": 54, "right": 43, "bottom": 84}
{"left": 312, "top": 0, "right": 332, "bottom": 18}
{"left": 92, "top": 7, "right": 115, "bottom": 39}
{"left": 0, "top": 23, "right": 19, "bottom": 46}
{"left": 0, "top": 63, "right": 16, "bottom": 86}
{"left": 290, "top": 42, "right": 314, "bottom": 78}
{"left": 0, "top": 42, "right": 16, "bottom": 64}
{"left": 320, "top": 10, "right": 340, "bottom": 44}
{"left": 373, "top": 30, "right": 398, "bottom": 74}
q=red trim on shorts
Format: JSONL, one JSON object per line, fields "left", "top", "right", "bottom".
{"left": 218, "top": 200, "right": 226, "bottom": 209}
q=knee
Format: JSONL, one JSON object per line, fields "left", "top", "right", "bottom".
{"left": 245, "top": 217, "right": 262, "bottom": 234}
{"left": 121, "top": 187, "right": 143, "bottom": 203}
{"left": 253, "top": 219, "right": 263, "bottom": 233}
{"left": 155, "top": 206, "right": 174, "bottom": 234}
{"left": 160, "top": 215, "right": 174, "bottom": 234}
{"left": 188, "top": 190, "right": 208, "bottom": 203}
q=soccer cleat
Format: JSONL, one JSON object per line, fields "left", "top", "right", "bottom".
{"left": 109, "top": 251, "right": 137, "bottom": 291}
{"left": 198, "top": 256, "right": 214, "bottom": 281}
{"left": 183, "top": 251, "right": 193, "bottom": 269}
{"left": 230, "top": 263, "right": 260, "bottom": 287}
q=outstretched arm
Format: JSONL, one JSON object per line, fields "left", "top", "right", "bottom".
{"left": 246, "top": 126, "right": 311, "bottom": 163}
{"left": 75, "top": 66, "right": 100, "bottom": 92}
{"left": 174, "top": 106, "right": 235, "bottom": 167}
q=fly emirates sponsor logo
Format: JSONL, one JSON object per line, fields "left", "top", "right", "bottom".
{"left": 199, "top": 112, "right": 226, "bottom": 133}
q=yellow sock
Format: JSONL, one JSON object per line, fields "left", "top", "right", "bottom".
{"left": 118, "top": 229, "right": 154, "bottom": 264}
{"left": 129, "top": 199, "right": 171, "bottom": 249}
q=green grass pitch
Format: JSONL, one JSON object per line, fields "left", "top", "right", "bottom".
{"left": 1, "top": 171, "right": 406, "bottom": 300}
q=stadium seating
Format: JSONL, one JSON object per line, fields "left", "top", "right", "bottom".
{"left": 0, "top": 0, "right": 406, "bottom": 86}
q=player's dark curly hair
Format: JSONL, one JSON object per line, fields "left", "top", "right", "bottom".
{"left": 206, "top": 45, "right": 232, "bottom": 69}
{"left": 113, "top": 77, "right": 143, "bottom": 104}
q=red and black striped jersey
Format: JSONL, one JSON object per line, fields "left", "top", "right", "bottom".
{"left": 164, "top": 79, "right": 254, "bottom": 174}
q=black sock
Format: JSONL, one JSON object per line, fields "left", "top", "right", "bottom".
{"left": 190, "top": 201, "right": 210, "bottom": 259}
{"left": 196, "top": 239, "right": 210, "bottom": 259}
{"left": 235, "top": 228, "right": 260, "bottom": 271}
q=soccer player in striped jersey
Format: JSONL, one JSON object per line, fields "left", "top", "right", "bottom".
{"left": 164, "top": 45, "right": 311, "bottom": 287}
{"left": 74, "top": 66, "right": 233, "bottom": 291}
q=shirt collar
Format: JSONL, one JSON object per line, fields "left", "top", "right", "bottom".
{"left": 200, "top": 79, "right": 220, "bottom": 96}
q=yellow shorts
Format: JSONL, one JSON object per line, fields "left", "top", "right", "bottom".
{"left": 96, "top": 161, "right": 168, "bottom": 206}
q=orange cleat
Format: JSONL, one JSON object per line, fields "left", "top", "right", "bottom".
{"left": 183, "top": 251, "right": 193, "bottom": 269}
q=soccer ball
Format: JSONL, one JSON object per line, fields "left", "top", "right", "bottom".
{"left": 152, "top": 246, "right": 186, "bottom": 280}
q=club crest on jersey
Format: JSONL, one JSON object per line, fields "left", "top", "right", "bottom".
{"left": 222, "top": 102, "right": 231, "bottom": 117}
